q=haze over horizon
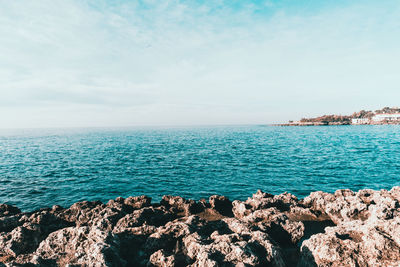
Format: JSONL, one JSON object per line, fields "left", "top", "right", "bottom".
{"left": 1, "top": 0, "right": 400, "bottom": 129}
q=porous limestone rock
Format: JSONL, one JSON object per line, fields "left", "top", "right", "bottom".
{"left": 0, "top": 188, "right": 399, "bottom": 266}
{"left": 35, "top": 226, "right": 125, "bottom": 266}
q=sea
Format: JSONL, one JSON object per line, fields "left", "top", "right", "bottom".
{"left": 1, "top": 125, "right": 400, "bottom": 211}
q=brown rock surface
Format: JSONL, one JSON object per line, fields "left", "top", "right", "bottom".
{"left": 0, "top": 188, "right": 399, "bottom": 266}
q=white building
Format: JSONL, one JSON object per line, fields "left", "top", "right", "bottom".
{"left": 351, "top": 118, "right": 370, "bottom": 124}
{"left": 372, "top": 113, "right": 400, "bottom": 122}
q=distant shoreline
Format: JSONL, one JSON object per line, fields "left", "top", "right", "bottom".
{"left": 281, "top": 106, "right": 400, "bottom": 126}
{"left": 276, "top": 122, "right": 400, "bottom": 126}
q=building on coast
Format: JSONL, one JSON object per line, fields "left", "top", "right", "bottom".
{"left": 351, "top": 118, "right": 370, "bottom": 124}
{"left": 371, "top": 113, "right": 400, "bottom": 122}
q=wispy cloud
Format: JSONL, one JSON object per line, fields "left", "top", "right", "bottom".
{"left": 0, "top": 0, "right": 399, "bottom": 127}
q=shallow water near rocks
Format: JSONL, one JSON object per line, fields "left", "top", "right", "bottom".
{"left": 1, "top": 125, "right": 400, "bottom": 211}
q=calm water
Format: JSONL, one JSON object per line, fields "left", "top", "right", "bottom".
{"left": 1, "top": 125, "right": 400, "bottom": 211}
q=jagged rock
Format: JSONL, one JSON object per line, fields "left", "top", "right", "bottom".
{"left": 302, "top": 188, "right": 400, "bottom": 224}
{"left": 115, "top": 207, "right": 175, "bottom": 230}
{"left": 61, "top": 200, "right": 105, "bottom": 226}
{"left": 161, "top": 196, "right": 204, "bottom": 216}
{"left": 0, "top": 188, "right": 399, "bottom": 266}
{"left": 243, "top": 190, "right": 298, "bottom": 212}
{"left": 148, "top": 249, "right": 177, "bottom": 267}
{"left": 113, "top": 223, "right": 157, "bottom": 236}
{"left": 233, "top": 193, "right": 305, "bottom": 247}
{"left": 288, "top": 206, "right": 322, "bottom": 221}
{"left": 0, "top": 215, "right": 23, "bottom": 233}
{"left": 233, "top": 191, "right": 300, "bottom": 221}
{"left": 106, "top": 196, "right": 152, "bottom": 214}
{"left": 91, "top": 206, "right": 129, "bottom": 231}
{"left": 51, "top": 205, "right": 63, "bottom": 212}
{"left": 238, "top": 207, "right": 304, "bottom": 245}
{"left": 232, "top": 200, "right": 251, "bottom": 219}
{"left": 183, "top": 217, "right": 286, "bottom": 267}
{"left": 273, "top": 192, "right": 299, "bottom": 211}
{"left": 209, "top": 195, "right": 233, "bottom": 216}
{"left": 390, "top": 186, "right": 400, "bottom": 200}
{"left": 62, "top": 198, "right": 135, "bottom": 231}
{"left": 143, "top": 217, "right": 196, "bottom": 257}
{"left": 0, "top": 204, "right": 21, "bottom": 218}
{"left": 35, "top": 226, "right": 125, "bottom": 266}
{"left": 0, "top": 210, "right": 71, "bottom": 258}
{"left": 0, "top": 226, "right": 42, "bottom": 257}
{"left": 23, "top": 210, "right": 72, "bottom": 232}
{"left": 124, "top": 195, "right": 152, "bottom": 209}
{"left": 299, "top": 217, "right": 400, "bottom": 266}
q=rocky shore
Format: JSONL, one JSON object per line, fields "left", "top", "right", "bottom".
{"left": 1, "top": 188, "right": 400, "bottom": 266}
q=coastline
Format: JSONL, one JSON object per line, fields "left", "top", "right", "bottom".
{"left": 279, "top": 107, "right": 400, "bottom": 126}
{"left": 277, "top": 122, "right": 400, "bottom": 126}
{"left": 1, "top": 188, "right": 400, "bottom": 266}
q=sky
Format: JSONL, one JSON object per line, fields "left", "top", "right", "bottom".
{"left": 1, "top": 0, "right": 400, "bottom": 128}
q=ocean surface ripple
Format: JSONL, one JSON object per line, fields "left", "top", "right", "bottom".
{"left": 1, "top": 125, "right": 399, "bottom": 211}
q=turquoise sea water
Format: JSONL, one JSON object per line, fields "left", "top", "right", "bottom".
{"left": 1, "top": 125, "right": 400, "bottom": 211}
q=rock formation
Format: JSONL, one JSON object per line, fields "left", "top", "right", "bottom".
{"left": 1, "top": 188, "right": 400, "bottom": 266}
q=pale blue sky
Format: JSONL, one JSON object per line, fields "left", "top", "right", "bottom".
{"left": 1, "top": 0, "right": 399, "bottom": 128}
